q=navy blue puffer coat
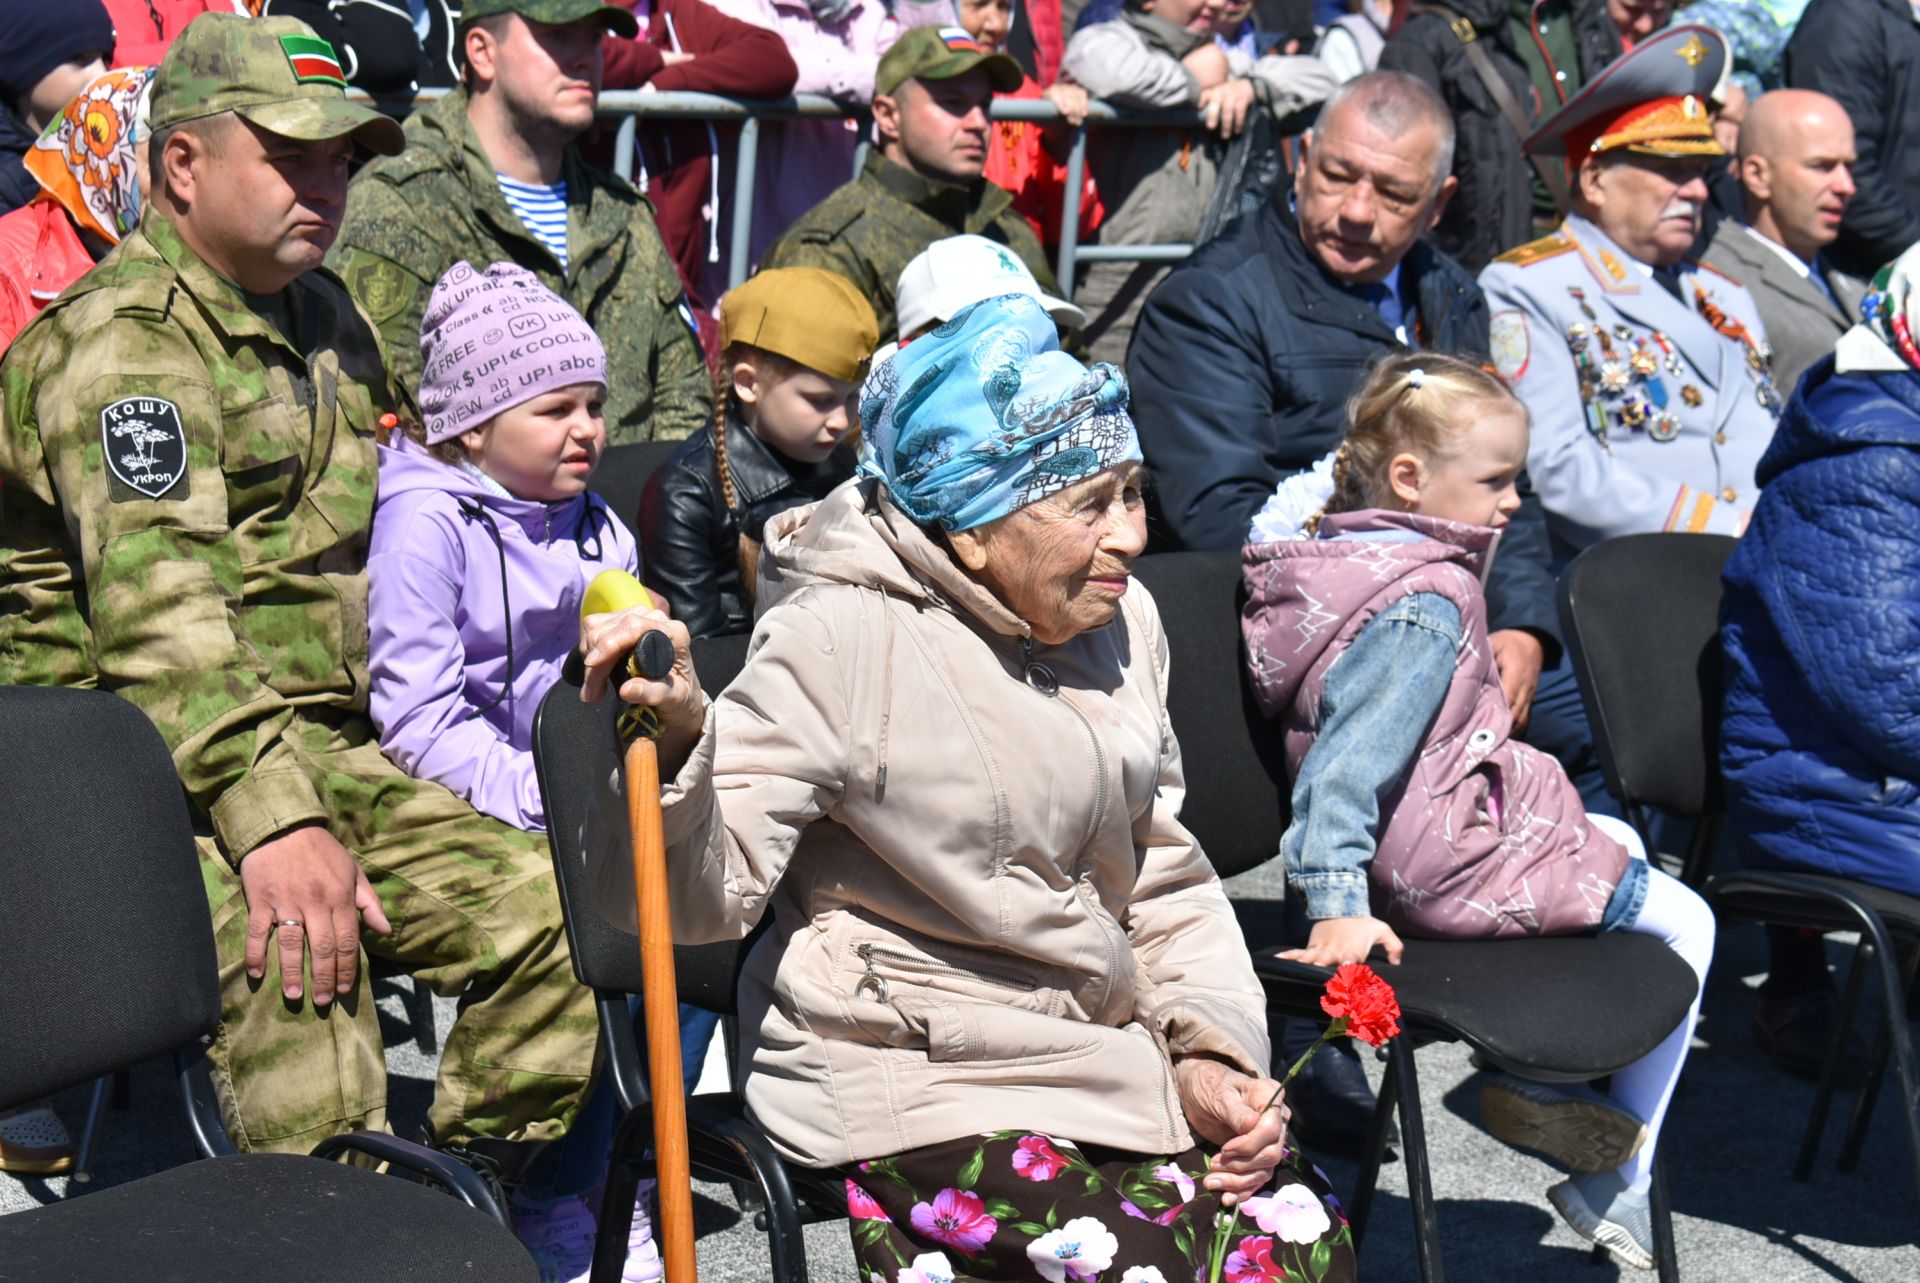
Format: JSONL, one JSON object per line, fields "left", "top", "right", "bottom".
{"left": 1721, "top": 358, "right": 1920, "bottom": 894}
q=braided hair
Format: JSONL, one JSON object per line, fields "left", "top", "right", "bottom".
{"left": 713, "top": 343, "right": 805, "bottom": 605}
{"left": 1308, "top": 351, "right": 1520, "bottom": 533}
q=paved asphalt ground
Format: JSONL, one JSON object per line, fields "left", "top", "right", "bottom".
{"left": 7, "top": 856, "right": 1918, "bottom": 1281}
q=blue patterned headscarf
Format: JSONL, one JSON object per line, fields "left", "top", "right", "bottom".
{"left": 857, "top": 293, "right": 1142, "bottom": 531}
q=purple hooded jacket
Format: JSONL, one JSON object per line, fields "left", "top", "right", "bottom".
{"left": 369, "top": 436, "right": 639, "bottom": 831}
{"left": 1242, "top": 509, "right": 1629, "bottom": 938}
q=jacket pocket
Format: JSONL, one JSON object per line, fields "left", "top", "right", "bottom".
{"left": 849, "top": 936, "right": 1067, "bottom": 1022}
{"left": 889, "top": 993, "right": 1106, "bottom": 1067}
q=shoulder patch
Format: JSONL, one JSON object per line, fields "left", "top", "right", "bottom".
{"left": 342, "top": 252, "right": 423, "bottom": 327}
{"left": 101, "top": 396, "right": 188, "bottom": 502}
{"left": 1492, "top": 231, "right": 1576, "bottom": 268}
{"left": 1692, "top": 259, "right": 1742, "bottom": 287}
{"left": 1489, "top": 310, "right": 1530, "bottom": 382}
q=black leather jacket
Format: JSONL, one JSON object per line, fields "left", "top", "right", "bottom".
{"left": 639, "top": 409, "right": 854, "bottom": 639}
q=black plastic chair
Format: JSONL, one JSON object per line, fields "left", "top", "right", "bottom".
{"left": 532, "top": 634, "right": 841, "bottom": 1283}
{"left": 1559, "top": 531, "right": 1920, "bottom": 1208}
{"left": 592, "top": 439, "right": 685, "bottom": 537}
{"left": 0, "top": 684, "right": 530, "bottom": 1279}
{"left": 1132, "top": 549, "right": 1698, "bottom": 1283}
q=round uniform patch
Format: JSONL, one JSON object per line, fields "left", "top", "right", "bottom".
{"left": 1490, "top": 309, "right": 1530, "bottom": 382}
{"left": 100, "top": 396, "right": 186, "bottom": 500}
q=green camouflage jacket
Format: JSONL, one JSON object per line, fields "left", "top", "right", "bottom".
{"left": 329, "top": 89, "right": 709, "bottom": 445}
{"left": 0, "top": 211, "right": 395, "bottom": 863}
{"left": 761, "top": 150, "right": 1059, "bottom": 341}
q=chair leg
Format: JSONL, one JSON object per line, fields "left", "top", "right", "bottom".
{"left": 65, "top": 1075, "right": 113, "bottom": 1187}
{"left": 409, "top": 973, "right": 438, "bottom": 1055}
{"left": 592, "top": 1104, "right": 657, "bottom": 1283}
{"left": 1346, "top": 1047, "right": 1401, "bottom": 1249}
{"left": 1354, "top": 1038, "right": 1444, "bottom": 1283}
{"left": 1650, "top": 1151, "right": 1680, "bottom": 1283}
{"left": 1838, "top": 941, "right": 1920, "bottom": 1179}
{"left": 1794, "top": 939, "right": 1870, "bottom": 1180}
{"left": 692, "top": 1112, "right": 812, "bottom": 1283}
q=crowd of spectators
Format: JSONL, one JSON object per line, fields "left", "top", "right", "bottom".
{"left": 2, "top": 0, "right": 1919, "bottom": 1279}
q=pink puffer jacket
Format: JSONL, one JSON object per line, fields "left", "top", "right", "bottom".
{"left": 1242, "top": 509, "right": 1630, "bottom": 939}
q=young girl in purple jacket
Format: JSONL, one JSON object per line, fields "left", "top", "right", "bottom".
{"left": 368, "top": 260, "right": 637, "bottom": 832}
{"left": 1240, "top": 352, "right": 1715, "bottom": 1272}
{"left": 366, "top": 261, "right": 656, "bottom": 1280}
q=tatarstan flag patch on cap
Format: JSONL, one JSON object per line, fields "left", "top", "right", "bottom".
{"left": 280, "top": 33, "right": 347, "bottom": 87}
{"left": 937, "top": 26, "right": 982, "bottom": 52}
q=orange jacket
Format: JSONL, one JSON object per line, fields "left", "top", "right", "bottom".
{"left": 0, "top": 200, "right": 96, "bottom": 353}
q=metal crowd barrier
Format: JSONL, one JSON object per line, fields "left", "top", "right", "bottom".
{"left": 362, "top": 89, "right": 1216, "bottom": 300}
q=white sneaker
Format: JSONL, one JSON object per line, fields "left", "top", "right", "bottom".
{"left": 1549, "top": 1173, "right": 1655, "bottom": 1271}
{"left": 624, "top": 1178, "right": 664, "bottom": 1282}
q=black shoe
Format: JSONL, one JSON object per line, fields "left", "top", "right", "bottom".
{"left": 1283, "top": 1040, "right": 1398, "bottom": 1159}
{"left": 1752, "top": 986, "right": 1867, "bottom": 1083}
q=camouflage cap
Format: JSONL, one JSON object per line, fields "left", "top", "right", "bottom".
{"left": 875, "top": 26, "right": 1024, "bottom": 99}
{"left": 460, "top": 0, "right": 641, "bottom": 38}
{"left": 150, "top": 14, "right": 404, "bottom": 155}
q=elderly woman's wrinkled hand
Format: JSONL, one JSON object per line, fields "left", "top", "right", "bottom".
{"left": 1174, "top": 1058, "right": 1291, "bottom": 1205}
{"left": 579, "top": 604, "right": 707, "bottom": 759}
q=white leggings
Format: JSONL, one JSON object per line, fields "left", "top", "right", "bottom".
{"left": 1589, "top": 813, "right": 1717, "bottom": 1192}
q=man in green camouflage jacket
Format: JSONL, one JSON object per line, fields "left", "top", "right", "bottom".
{"left": 761, "top": 25, "right": 1063, "bottom": 342}
{"left": 0, "top": 15, "right": 598, "bottom": 1165}
{"left": 329, "top": 0, "right": 708, "bottom": 445}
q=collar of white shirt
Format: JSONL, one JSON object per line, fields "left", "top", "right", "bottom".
{"left": 1739, "top": 221, "right": 1816, "bottom": 280}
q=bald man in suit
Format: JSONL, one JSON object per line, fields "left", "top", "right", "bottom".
{"left": 1702, "top": 90, "right": 1867, "bottom": 398}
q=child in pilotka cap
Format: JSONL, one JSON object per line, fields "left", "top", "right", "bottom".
{"left": 640, "top": 266, "right": 879, "bottom": 639}
{"left": 368, "top": 260, "right": 638, "bottom": 834}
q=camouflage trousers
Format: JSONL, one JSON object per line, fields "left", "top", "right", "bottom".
{"left": 197, "top": 714, "right": 599, "bottom": 1155}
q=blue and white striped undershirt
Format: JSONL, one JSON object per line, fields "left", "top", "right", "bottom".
{"left": 496, "top": 174, "right": 570, "bottom": 269}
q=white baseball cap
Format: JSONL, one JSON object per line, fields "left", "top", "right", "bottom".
{"left": 893, "top": 234, "right": 1087, "bottom": 340}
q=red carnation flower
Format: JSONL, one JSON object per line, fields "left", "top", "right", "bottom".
{"left": 1320, "top": 963, "right": 1401, "bottom": 1048}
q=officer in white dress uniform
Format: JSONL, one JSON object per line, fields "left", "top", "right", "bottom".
{"left": 1480, "top": 25, "right": 1783, "bottom": 553}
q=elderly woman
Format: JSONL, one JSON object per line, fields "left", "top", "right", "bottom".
{"left": 582, "top": 294, "right": 1353, "bottom": 1281}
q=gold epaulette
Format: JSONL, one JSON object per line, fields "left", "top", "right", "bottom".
{"left": 1493, "top": 231, "right": 1577, "bottom": 268}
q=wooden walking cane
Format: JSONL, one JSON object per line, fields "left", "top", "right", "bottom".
{"left": 584, "top": 570, "right": 699, "bottom": 1283}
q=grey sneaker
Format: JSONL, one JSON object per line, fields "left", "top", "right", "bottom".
{"left": 1549, "top": 1172, "right": 1654, "bottom": 1271}
{"left": 1480, "top": 1076, "right": 1647, "bottom": 1173}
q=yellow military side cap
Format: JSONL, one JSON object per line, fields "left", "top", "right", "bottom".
{"left": 721, "top": 269, "right": 882, "bottom": 384}
{"left": 150, "top": 14, "right": 403, "bottom": 155}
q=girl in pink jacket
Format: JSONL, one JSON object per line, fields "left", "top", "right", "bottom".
{"left": 1240, "top": 352, "right": 1714, "bottom": 1272}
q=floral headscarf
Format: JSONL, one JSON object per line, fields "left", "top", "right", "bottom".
{"left": 26, "top": 66, "right": 155, "bottom": 246}
{"left": 856, "top": 293, "right": 1141, "bottom": 532}
{"left": 1838, "top": 240, "right": 1920, "bottom": 375}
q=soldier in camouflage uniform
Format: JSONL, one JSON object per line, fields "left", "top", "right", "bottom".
{"left": 0, "top": 15, "right": 599, "bottom": 1166}
{"left": 761, "top": 25, "right": 1062, "bottom": 342}
{"left": 329, "top": 0, "right": 707, "bottom": 446}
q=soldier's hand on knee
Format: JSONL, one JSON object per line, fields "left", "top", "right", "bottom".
{"left": 239, "top": 824, "right": 391, "bottom": 1007}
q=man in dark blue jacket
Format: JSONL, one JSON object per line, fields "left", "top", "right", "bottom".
{"left": 1128, "top": 70, "right": 1568, "bottom": 1155}
{"left": 1129, "top": 70, "right": 1561, "bottom": 703}
{"left": 1722, "top": 248, "right": 1920, "bottom": 1077}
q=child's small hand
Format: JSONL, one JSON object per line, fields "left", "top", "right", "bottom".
{"left": 1279, "top": 916, "right": 1404, "bottom": 967}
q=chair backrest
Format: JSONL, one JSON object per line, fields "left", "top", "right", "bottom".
{"left": 532, "top": 631, "right": 758, "bottom": 1011}
{"left": 0, "top": 686, "right": 219, "bottom": 1110}
{"left": 1557, "top": 533, "right": 1738, "bottom": 820}
{"left": 591, "top": 439, "right": 684, "bottom": 537}
{"left": 1132, "top": 550, "right": 1292, "bottom": 878}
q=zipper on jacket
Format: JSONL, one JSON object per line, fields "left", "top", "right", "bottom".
{"left": 1021, "top": 636, "right": 1109, "bottom": 869}
{"left": 856, "top": 942, "right": 1038, "bottom": 995}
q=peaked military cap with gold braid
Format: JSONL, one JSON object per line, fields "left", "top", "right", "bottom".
{"left": 1524, "top": 25, "right": 1730, "bottom": 166}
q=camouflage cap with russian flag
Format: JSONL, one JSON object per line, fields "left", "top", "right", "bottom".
{"left": 875, "top": 24, "right": 1024, "bottom": 98}
{"left": 1524, "top": 25, "right": 1731, "bottom": 165}
{"left": 149, "top": 13, "right": 404, "bottom": 155}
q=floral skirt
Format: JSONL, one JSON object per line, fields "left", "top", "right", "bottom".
{"left": 840, "top": 1130, "right": 1356, "bottom": 1282}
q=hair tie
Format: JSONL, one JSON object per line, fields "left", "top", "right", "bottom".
{"left": 1407, "top": 368, "right": 1425, "bottom": 390}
